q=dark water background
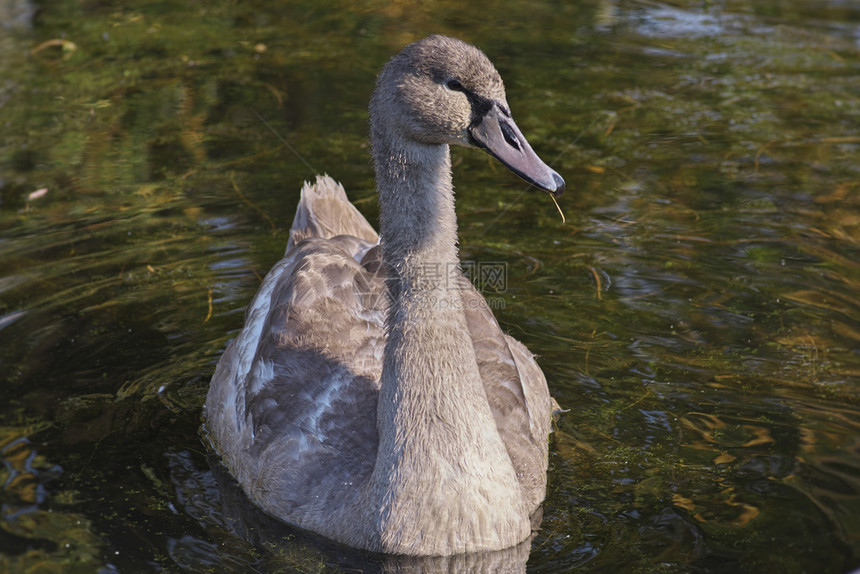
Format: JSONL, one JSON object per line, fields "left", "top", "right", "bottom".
{"left": 1, "top": 0, "right": 859, "bottom": 572}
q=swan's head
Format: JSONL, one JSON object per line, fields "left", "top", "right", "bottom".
{"left": 371, "top": 35, "right": 564, "bottom": 196}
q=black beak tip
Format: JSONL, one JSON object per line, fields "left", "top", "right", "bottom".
{"left": 551, "top": 172, "right": 565, "bottom": 197}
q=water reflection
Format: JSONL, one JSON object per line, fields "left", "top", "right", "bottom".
{"left": 0, "top": 432, "right": 103, "bottom": 571}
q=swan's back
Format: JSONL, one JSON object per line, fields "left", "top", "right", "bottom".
{"left": 206, "top": 176, "right": 387, "bottom": 537}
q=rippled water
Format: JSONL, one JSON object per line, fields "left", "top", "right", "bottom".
{"left": 1, "top": 0, "right": 859, "bottom": 572}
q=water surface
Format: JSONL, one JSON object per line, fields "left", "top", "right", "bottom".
{"left": 1, "top": 0, "right": 859, "bottom": 572}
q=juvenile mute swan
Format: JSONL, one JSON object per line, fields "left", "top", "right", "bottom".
{"left": 205, "top": 35, "right": 564, "bottom": 556}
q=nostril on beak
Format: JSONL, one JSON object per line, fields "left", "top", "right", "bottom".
{"left": 500, "top": 122, "right": 521, "bottom": 151}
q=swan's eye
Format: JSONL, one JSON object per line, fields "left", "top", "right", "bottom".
{"left": 446, "top": 79, "right": 465, "bottom": 92}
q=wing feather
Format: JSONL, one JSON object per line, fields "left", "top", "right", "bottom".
{"left": 461, "top": 282, "right": 553, "bottom": 512}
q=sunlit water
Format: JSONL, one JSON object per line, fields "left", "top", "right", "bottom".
{"left": 1, "top": 1, "right": 859, "bottom": 572}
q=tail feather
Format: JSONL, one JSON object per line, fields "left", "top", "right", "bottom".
{"left": 287, "top": 175, "right": 378, "bottom": 251}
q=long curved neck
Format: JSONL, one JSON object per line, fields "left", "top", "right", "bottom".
{"left": 374, "top": 134, "right": 480, "bottom": 445}
{"left": 376, "top": 140, "right": 458, "bottom": 264}
{"left": 366, "top": 128, "right": 527, "bottom": 553}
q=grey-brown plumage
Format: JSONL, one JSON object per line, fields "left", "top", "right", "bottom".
{"left": 205, "top": 35, "right": 564, "bottom": 556}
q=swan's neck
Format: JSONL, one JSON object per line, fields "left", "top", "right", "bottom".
{"left": 368, "top": 135, "right": 528, "bottom": 553}
{"left": 376, "top": 139, "right": 458, "bottom": 264}
{"left": 376, "top": 138, "right": 477, "bottom": 444}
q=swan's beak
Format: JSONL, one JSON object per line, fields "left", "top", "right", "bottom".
{"left": 469, "top": 103, "right": 565, "bottom": 197}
